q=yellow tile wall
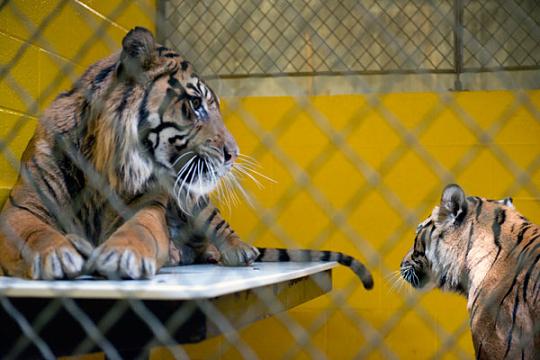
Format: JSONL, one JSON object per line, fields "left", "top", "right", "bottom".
{"left": 2, "top": 1, "right": 540, "bottom": 359}
{"left": 171, "top": 91, "right": 538, "bottom": 359}
{"left": 0, "top": 0, "right": 155, "bottom": 201}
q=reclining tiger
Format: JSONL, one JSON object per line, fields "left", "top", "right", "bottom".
{"left": 0, "top": 27, "right": 373, "bottom": 289}
{"left": 401, "top": 184, "right": 539, "bottom": 358}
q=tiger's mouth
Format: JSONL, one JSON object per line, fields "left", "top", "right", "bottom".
{"left": 169, "top": 148, "right": 271, "bottom": 213}
{"left": 171, "top": 151, "right": 228, "bottom": 196}
{"left": 400, "top": 259, "right": 430, "bottom": 289}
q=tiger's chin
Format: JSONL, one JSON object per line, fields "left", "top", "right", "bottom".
{"left": 188, "top": 179, "right": 219, "bottom": 196}
{"left": 400, "top": 265, "right": 433, "bottom": 290}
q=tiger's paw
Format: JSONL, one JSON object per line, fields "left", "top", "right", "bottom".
{"left": 65, "top": 234, "right": 94, "bottom": 258}
{"left": 25, "top": 239, "right": 85, "bottom": 280}
{"left": 219, "top": 241, "right": 260, "bottom": 266}
{"left": 85, "top": 241, "right": 157, "bottom": 279}
{"left": 202, "top": 244, "right": 221, "bottom": 264}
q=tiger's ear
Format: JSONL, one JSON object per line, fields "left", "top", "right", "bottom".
{"left": 497, "top": 197, "right": 514, "bottom": 208}
{"left": 119, "top": 27, "right": 156, "bottom": 82}
{"left": 438, "top": 184, "right": 467, "bottom": 225}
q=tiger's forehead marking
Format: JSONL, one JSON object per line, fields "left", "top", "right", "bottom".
{"left": 416, "top": 217, "right": 433, "bottom": 235}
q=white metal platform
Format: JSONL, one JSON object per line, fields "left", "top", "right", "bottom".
{"left": 0, "top": 261, "right": 337, "bottom": 299}
{"left": 0, "top": 262, "right": 337, "bottom": 356}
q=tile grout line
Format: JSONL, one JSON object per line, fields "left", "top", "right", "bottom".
{"left": 73, "top": 0, "right": 128, "bottom": 32}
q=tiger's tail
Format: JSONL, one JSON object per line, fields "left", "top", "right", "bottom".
{"left": 255, "top": 248, "right": 374, "bottom": 290}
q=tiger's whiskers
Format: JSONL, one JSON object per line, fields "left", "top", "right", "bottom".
{"left": 386, "top": 270, "right": 405, "bottom": 294}
{"left": 211, "top": 153, "right": 276, "bottom": 209}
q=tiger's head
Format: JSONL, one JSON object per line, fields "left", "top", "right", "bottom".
{"left": 400, "top": 184, "right": 515, "bottom": 295}
{"left": 89, "top": 27, "right": 238, "bottom": 205}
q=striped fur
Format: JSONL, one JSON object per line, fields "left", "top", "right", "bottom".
{"left": 0, "top": 27, "right": 259, "bottom": 279}
{"left": 401, "top": 184, "right": 540, "bottom": 359}
{"left": 255, "top": 248, "right": 373, "bottom": 289}
{"left": 166, "top": 199, "right": 373, "bottom": 289}
{"left": 166, "top": 195, "right": 259, "bottom": 267}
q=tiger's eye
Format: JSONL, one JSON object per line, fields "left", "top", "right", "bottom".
{"left": 191, "top": 98, "right": 201, "bottom": 109}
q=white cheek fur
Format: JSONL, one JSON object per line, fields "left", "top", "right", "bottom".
{"left": 188, "top": 179, "right": 218, "bottom": 196}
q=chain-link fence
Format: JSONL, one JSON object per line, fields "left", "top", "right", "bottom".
{"left": 0, "top": 0, "right": 539, "bottom": 359}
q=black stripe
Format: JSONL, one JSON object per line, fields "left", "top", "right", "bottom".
{"left": 150, "top": 121, "right": 188, "bottom": 135}
{"left": 439, "top": 274, "right": 447, "bottom": 287}
{"left": 137, "top": 72, "right": 170, "bottom": 128}
{"left": 470, "top": 288, "right": 483, "bottom": 320}
{"left": 56, "top": 88, "right": 75, "bottom": 100}
{"left": 143, "top": 199, "right": 167, "bottom": 210}
{"left": 138, "top": 88, "right": 151, "bottom": 128}
{"left": 434, "top": 231, "right": 441, "bottom": 259}
{"left": 466, "top": 225, "right": 475, "bottom": 257}
{"left": 168, "top": 73, "right": 184, "bottom": 90}
{"left": 320, "top": 251, "right": 331, "bottom": 261}
{"left": 339, "top": 255, "right": 353, "bottom": 267}
{"left": 476, "top": 342, "right": 483, "bottom": 360}
{"left": 186, "top": 83, "right": 199, "bottom": 94}
{"left": 180, "top": 61, "right": 190, "bottom": 71}
{"left": 455, "top": 283, "right": 467, "bottom": 296}
{"left": 8, "top": 195, "right": 50, "bottom": 224}
{"left": 518, "top": 235, "right": 540, "bottom": 258}
{"left": 516, "top": 223, "right": 530, "bottom": 245}
{"left": 168, "top": 134, "right": 188, "bottom": 146}
{"left": 256, "top": 247, "right": 265, "bottom": 261}
{"left": 156, "top": 46, "right": 169, "bottom": 54}
{"left": 172, "top": 142, "right": 188, "bottom": 154}
{"left": 491, "top": 208, "right": 506, "bottom": 265}
{"left": 278, "top": 249, "right": 290, "bottom": 261}
{"left": 215, "top": 220, "right": 226, "bottom": 232}
{"left": 92, "top": 64, "right": 115, "bottom": 90}
{"left": 497, "top": 273, "right": 520, "bottom": 325}
{"left": 206, "top": 209, "right": 218, "bottom": 225}
{"left": 158, "top": 88, "right": 179, "bottom": 120}
{"left": 522, "top": 254, "right": 540, "bottom": 300}
{"left": 503, "top": 289, "right": 520, "bottom": 358}
{"left": 531, "top": 266, "right": 540, "bottom": 302}
{"left": 116, "top": 84, "right": 135, "bottom": 116}
{"left": 52, "top": 136, "right": 85, "bottom": 198}
{"left": 31, "top": 157, "right": 60, "bottom": 205}
{"left": 475, "top": 198, "right": 483, "bottom": 220}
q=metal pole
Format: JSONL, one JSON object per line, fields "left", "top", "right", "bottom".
{"left": 453, "top": 0, "right": 464, "bottom": 91}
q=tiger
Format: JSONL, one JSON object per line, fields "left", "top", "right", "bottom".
{"left": 0, "top": 27, "right": 260, "bottom": 280}
{"left": 400, "top": 184, "right": 540, "bottom": 359}
{"left": 0, "top": 26, "right": 374, "bottom": 289}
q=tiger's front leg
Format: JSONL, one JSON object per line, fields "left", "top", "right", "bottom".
{"left": 192, "top": 203, "right": 259, "bottom": 266}
{"left": 0, "top": 194, "right": 94, "bottom": 279}
{"left": 86, "top": 202, "right": 170, "bottom": 279}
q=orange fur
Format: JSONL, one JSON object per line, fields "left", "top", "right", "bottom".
{"left": 401, "top": 184, "right": 540, "bottom": 358}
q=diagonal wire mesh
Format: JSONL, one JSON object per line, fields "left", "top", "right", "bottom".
{"left": 0, "top": 0, "right": 539, "bottom": 359}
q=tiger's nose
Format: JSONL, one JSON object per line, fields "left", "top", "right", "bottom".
{"left": 223, "top": 145, "right": 237, "bottom": 164}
